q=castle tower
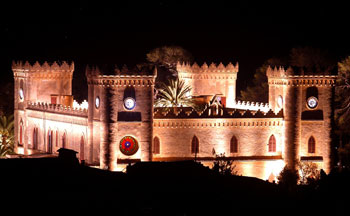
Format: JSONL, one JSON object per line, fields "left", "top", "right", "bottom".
{"left": 177, "top": 62, "right": 239, "bottom": 107}
{"left": 86, "top": 66, "right": 157, "bottom": 171}
{"left": 12, "top": 61, "right": 74, "bottom": 154}
{"left": 267, "top": 66, "right": 336, "bottom": 172}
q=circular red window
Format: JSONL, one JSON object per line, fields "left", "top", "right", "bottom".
{"left": 119, "top": 136, "right": 139, "bottom": 156}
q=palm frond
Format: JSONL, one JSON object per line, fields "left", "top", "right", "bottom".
{"left": 155, "top": 78, "right": 195, "bottom": 108}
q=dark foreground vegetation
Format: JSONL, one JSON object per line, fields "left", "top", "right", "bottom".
{"left": 1, "top": 153, "right": 349, "bottom": 215}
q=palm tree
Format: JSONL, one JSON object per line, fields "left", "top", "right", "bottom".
{"left": 154, "top": 78, "right": 195, "bottom": 108}
{"left": 0, "top": 114, "right": 14, "bottom": 157}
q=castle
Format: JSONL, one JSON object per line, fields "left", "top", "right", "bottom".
{"left": 12, "top": 60, "right": 336, "bottom": 180}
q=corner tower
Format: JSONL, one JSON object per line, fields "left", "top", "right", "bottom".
{"left": 267, "top": 66, "right": 336, "bottom": 172}
{"left": 177, "top": 62, "right": 239, "bottom": 107}
{"left": 12, "top": 61, "right": 74, "bottom": 153}
{"left": 86, "top": 66, "right": 156, "bottom": 171}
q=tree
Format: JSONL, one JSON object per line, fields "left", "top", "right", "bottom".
{"left": 0, "top": 82, "right": 14, "bottom": 116}
{"left": 297, "top": 161, "right": 320, "bottom": 185}
{"left": 289, "top": 46, "right": 335, "bottom": 74}
{"left": 154, "top": 78, "right": 196, "bottom": 108}
{"left": 211, "top": 153, "right": 238, "bottom": 176}
{"left": 239, "top": 58, "right": 285, "bottom": 102}
{"left": 240, "top": 47, "right": 335, "bottom": 102}
{"left": 336, "top": 56, "right": 350, "bottom": 132}
{"left": 0, "top": 114, "right": 14, "bottom": 157}
{"left": 146, "top": 46, "right": 193, "bottom": 85}
{"left": 277, "top": 165, "right": 299, "bottom": 190}
{"left": 338, "top": 144, "right": 350, "bottom": 169}
{"left": 334, "top": 57, "right": 350, "bottom": 168}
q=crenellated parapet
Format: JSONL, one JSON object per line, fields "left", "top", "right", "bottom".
{"left": 266, "top": 66, "right": 337, "bottom": 86}
{"left": 177, "top": 62, "right": 239, "bottom": 106}
{"left": 229, "top": 100, "right": 270, "bottom": 112}
{"left": 27, "top": 101, "right": 88, "bottom": 117}
{"left": 154, "top": 106, "right": 282, "bottom": 119}
{"left": 177, "top": 62, "right": 238, "bottom": 79}
{"left": 266, "top": 66, "right": 292, "bottom": 78}
{"left": 12, "top": 61, "right": 74, "bottom": 79}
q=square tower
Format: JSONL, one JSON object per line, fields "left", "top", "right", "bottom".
{"left": 86, "top": 66, "right": 157, "bottom": 171}
{"left": 267, "top": 66, "right": 337, "bottom": 172}
{"left": 12, "top": 61, "right": 74, "bottom": 154}
{"left": 177, "top": 62, "right": 238, "bottom": 107}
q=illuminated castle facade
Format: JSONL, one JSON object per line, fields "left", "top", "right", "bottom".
{"left": 12, "top": 61, "right": 336, "bottom": 180}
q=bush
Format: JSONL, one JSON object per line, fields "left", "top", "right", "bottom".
{"left": 211, "top": 153, "right": 238, "bottom": 176}
{"left": 277, "top": 165, "right": 299, "bottom": 190}
{"left": 298, "top": 161, "right": 320, "bottom": 185}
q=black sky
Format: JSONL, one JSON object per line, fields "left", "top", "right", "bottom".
{"left": 1, "top": 1, "right": 349, "bottom": 99}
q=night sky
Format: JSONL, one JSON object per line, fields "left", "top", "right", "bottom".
{"left": 1, "top": 1, "right": 349, "bottom": 100}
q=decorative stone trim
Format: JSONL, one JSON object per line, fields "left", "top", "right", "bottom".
{"left": 152, "top": 155, "right": 283, "bottom": 162}
{"left": 27, "top": 101, "right": 88, "bottom": 117}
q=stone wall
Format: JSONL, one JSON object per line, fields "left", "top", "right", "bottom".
{"left": 267, "top": 66, "right": 337, "bottom": 172}
{"left": 18, "top": 108, "right": 88, "bottom": 160}
{"left": 153, "top": 118, "right": 284, "bottom": 179}
{"left": 86, "top": 70, "right": 156, "bottom": 171}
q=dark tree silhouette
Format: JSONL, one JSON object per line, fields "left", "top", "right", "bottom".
{"left": 277, "top": 165, "right": 299, "bottom": 191}
{"left": 240, "top": 58, "right": 285, "bottom": 102}
{"left": 145, "top": 46, "right": 193, "bottom": 86}
{"left": 211, "top": 153, "right": 238, "bottom": 176}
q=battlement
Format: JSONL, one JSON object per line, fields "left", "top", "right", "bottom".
{"left": 229, "top": 100, "right": 270, "bottom": 112}
{"left": 177, "top": 62, "right": 239, "bottom": 74}
{"left": 266, "top": 65, "right": 338, "bottom": 79}
{"left": 154, "top": 106, "right": 282, "bottom": 119}
{"left": 266, "top": 66, "right": 337, "bottom": 87}
{"left": 27, "top": 101, "right": 88, "bottom": 117}
{"left": 73, "top": 100, "right": 88, "bottom": 110}
{"left": 12, "top": 61, "right": 74, "bottom": 75}
{"left": 266, "top": 66, "right": 292, "bottom": 78}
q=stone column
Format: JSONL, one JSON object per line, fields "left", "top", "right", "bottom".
{"left": 99, "top": 87, "right": 110, "bottom": 170}
{"left": 284, "top": 83, "right": 301, "bottom": 170}
{"left": 322, "top": 86, "right": 334, "bottom": 173}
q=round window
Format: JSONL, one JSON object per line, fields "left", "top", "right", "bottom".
{"left": 19, "top": 88, "right": 24, "bottom": 100}
{"left": 119, "top": 136, "right": 139, "bottom": 156}
{"left": 307, "top": 96, "right": 318, "bottom": 109}
{"left": 95, "top": 96, "right": 100, "bottom": 109}
{"left": 277, "top": 95, "right": 283, "bottom": 108}
{"left": 124, "top": 97, "right": 136, "bottom": 110}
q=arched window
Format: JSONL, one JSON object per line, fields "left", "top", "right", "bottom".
{"left": 33, "top": 127, "right": 38, "bottom": 150}
{"left": 80, "top": 135, "right": 85, "bottom": 161}
{"left": 306, "top": 87, "right": 318, "bottom": 100}
{"left": 268, "top": 135, "right": 276, "bottom": 152}
{"left": 62, "top": 132, "right": 67, "bottom": 148}
{"left": 19, "top": 125, "right": 23, "bottom": 146}
{"left": 55, "top": 130, "right": 58, "bottom": 147}
{"left": 308, "top": 136, "right": 315, "bottom": 153}
{"left": 191, "top": 135, "right": 199, "bottom": 154}
{"left": 153, "top": 136, "right": 160, "bottom": 154}
{"left": 230, "top": 136, "right": 238, "bottom": 153}
{"left": 47, "top": 130, "right": 53, "bottom": 154}
{"left": 19, "top": 120, "right": 24, "bottom": 146}
{"left": 124, "top": 86, "right": 136, "bottom": 100}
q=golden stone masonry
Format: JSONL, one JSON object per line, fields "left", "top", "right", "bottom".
{"left": 13, "top": 61, "right": 336, "bottom": 180}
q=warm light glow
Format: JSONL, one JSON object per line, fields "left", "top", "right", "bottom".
{"left": 264, "top": 160, "right": 285, "bottom": 181}
{"left": 73, "top": 100, "right": 88, "bottom": 110}
{"left": 226, "top": 85, "right": 235, "bottom": 107}
{"left": 228, "top": 100, "right": 270, "bottom": 112}
{"left": 215, "top": 139, "right": 226, "bottom": 155}
{"left": 16, "top": 147, "right": 24, "bottom": 155}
